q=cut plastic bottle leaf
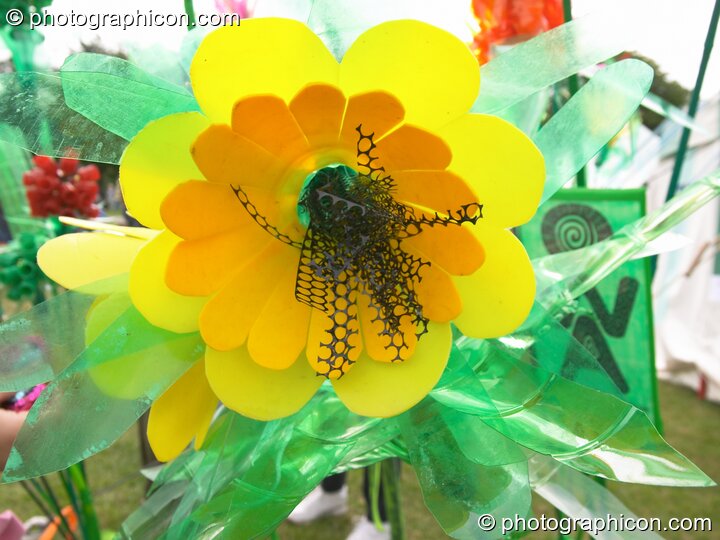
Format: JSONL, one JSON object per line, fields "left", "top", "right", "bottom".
{"left": 473, "top": 10, "right": 635, "bottom": 114}
{"left": 530, "top": 456, "right": 665, "bottom": 540}
{"left": 2, "top": 306, "right": 203, "bottom": 481}
{"left": 535, "top": 60, "right": 653, "bottom": 203}
{"left": 0, "top": 289, "right": 95, "bottom": 392}
{"left": 399, "top": 401, "right": 532, "bottom": 539}
{"left": 0, "top": 72, "right": 127, "bottom": 164}
{"left": 61, "top": 53, "right": 201, "bottom": 141}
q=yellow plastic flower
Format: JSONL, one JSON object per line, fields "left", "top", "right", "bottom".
{"left": 38, "top": 18, "right": 544, "bottom": 461}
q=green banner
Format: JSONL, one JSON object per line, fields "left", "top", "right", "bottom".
{"left": 519, "top": 188, "right": 661, "bottom": 427}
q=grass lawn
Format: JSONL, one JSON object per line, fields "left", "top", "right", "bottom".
{"left": 1, "top": 381, "right": 718, "bottom": 539}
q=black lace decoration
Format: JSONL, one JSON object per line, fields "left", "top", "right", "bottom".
{"left": 232, "top": 124, "right": 482, "bottom": 379}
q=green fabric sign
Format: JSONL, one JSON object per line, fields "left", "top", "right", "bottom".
{"left": 519, "top": 188, "right": 661, "bottom": 426}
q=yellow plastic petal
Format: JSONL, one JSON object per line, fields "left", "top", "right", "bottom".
{"left": 119, "top": 112, "right": 209, "bottom": 229}
{"left": 340, "top": 91, "right": 404, "bottom": 148}
{"left": 205, "top": 346, "right": 322, "bottom": 421}
{"left": 290, "top": 84, "right": 346, "bottom": 147}
{"left": 38, "top": 232, "right": 145, "bottom": 291}
{"left": 374, "top": 125, "right": 451, "bottom": 172}
{"left": 85, "top": 293, "right": 201, "bottom": 400}
{"left": 232, "top": 95, "right": 310, "bottom": 163}
{"left": 160, "top": 180, "right": 256, "bottom": 240}
{"left": 147, "top": 358, "right": 217, "bottom": 462}
{"left": 247, "top": 266, "right": 312, "bottom": 370}
{"left": 453, "top": 223, "right": 535, "bottom": 338}
{"left": 166, "top": 228, "right": 272, "bottom": 297}
{"left": 439, "top": 114, "right": 545, "bottom": 228}
{"left": 199, "top": 244, "right": 296, "bottom": 351}
{"left": 332, "top": 322, "right": 451, "bottom": 417}
{"left": 340, "top": 20, "right": 479, "bottom": 129}
{"left": 129, "top": 231, "right": 207, "bottom": 333}
{"left": 191, "top": 124, "right": 285, "bottom": 189}
{"left": 392, "top": 170, "right": 479, "bottom": 214}
{"left": 404, "top": 224, "right": 484, "bottom": 276}
{"left": 190, "top": 19, "right": 339, "bottom": 124}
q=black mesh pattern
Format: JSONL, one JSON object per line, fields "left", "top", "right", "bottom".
{"left": 233, "top": 123, "right": 482, "bottom": 379}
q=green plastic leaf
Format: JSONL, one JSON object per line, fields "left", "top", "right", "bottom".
{"left": 531, "top": 456, "right": 664, "bottom": 539}
{"left": 534, "top": 171, "right": 720, "bottom": 311}
{"left": 642, "top": 92, "right": 709, "bottom": 134}
{"left": 2, "top": 305, "right": 203, "bottom": 482}
{"left": 399, "top": 401, "right": 532, "bottom": 539}
{"left": 439, "top": 342, "right": 713, "bottom": 487}
{"left": 61, "top": 53, "right": 201, "bottom": 142}
{"left": 0, "top": 125, "right": 32, "bottom": 236}
{"left": 474, "top": 11, "right": 635, "bottom": 114}
{"left": 0, "top": 72, "right": 128, "bottom": 164}
{"left": 0, "top": 289, "right": 95, "bottom": 392}
{"left": 535, "top": 60, "right": 653, "bottom": 203}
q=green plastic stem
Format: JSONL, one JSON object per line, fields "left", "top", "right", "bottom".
{"left": 69, "top": 463, "right": 102, "bottom": 540}
{"left": 381, "top": 461, "right": 405, "bottom": 540}
{"left": 562, "top": 0, "right": 587, "bottom": 188}
{"left": 664, "top": 0, "right": 720, "bottom": 202}
{"left": 184, "top": 0, "right": 197, "bottom": 29}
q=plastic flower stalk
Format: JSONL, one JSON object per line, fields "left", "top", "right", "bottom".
{"left": 38, "top": 18, "right": 544, "bottom": 461}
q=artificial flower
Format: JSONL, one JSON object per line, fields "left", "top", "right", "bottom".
{"left": 38, "top": 18, "right": 544, "bottom": 460}
{"left": 472, "top": 0, "right": 564, "bottom": 62}
{"left": 23, "top": 155, "right": 101, "bottom": 218}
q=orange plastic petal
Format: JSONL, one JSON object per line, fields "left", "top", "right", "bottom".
{"left": 374, "top": 125, "right": 452, "bottom": 172}
{"left": 305, "top": 305, "right": 362, "bottom": 379}
{"left": 392, "top": 170, "right": 479, "bottom": 214}
{"left": 247, "top": 265, "right": 312, "bottom": 370}
{"left": 415, "top": 263, "right": 462, "bottom": 323}
{"left": 340, "top": 91, "right": 405, "bottom": 148}
{"left": 199, "top": 243, "right": 296, "bottom": 351}
{"left": 404, "top": 224, "right": 484, "bottom": 276}
{"left": 161, "top": 180, "right": 253, "bottom": 240}
{"left": 232, "top": 95, "right": 310, "bottom": 163}
{"left": 166, "top": 228, "right": 273, "bottom": 297}
{"left": 357, "top": 293, "right": 417, "bottom": 363}
{"left": 191, "top": 124, "right": 285, "bottom": 189}
{"left": 290, "top": 84, "right": 346, "bottom": 147}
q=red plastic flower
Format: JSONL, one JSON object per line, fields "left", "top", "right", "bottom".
{"left": 472, "top": 0, "right": 564, "bottom": 63}
{"left": 23, "top": 156, "right": 101, "bottom": 218}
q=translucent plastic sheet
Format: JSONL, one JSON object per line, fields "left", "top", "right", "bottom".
{"left": 398, "top": 401, "right": 532, "bottom": 539}
{"left": 2, "top": 303, "right": 203, "bottom": 481}
{"left": 0, "top": 289, "right": 95, "bottom": 392}
{"left": 0, "top": 72, "right": 127, "bottom": 164}
{"left": 535, "top": 60, "right": 653, "bottom": 203}
{"left": 60, "top": 53, "right": 200, "bottom": 141}
{"left": 535, "top": 171, "right": 720, "bottom": 311}
{"left": 530, "top": 456, "right": 664, "bottom": 540}
{"left": 0, "top": 125, "right": 33, "bottom": 236}
{"left": 473, "top": 10, "right": 635, "bottom": 114}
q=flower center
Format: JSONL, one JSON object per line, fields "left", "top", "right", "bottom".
{"left": 296, "top": 164, "right": 358, "bottom": 229}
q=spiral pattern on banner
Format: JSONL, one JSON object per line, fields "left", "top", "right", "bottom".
{"left": 541, "top": 203, "right": 613, "bottom": 254}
